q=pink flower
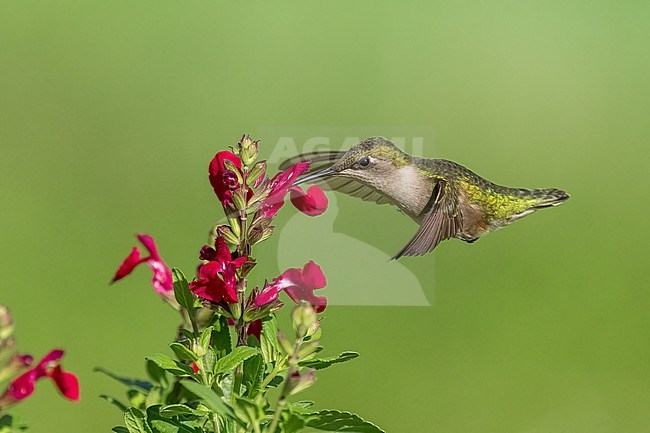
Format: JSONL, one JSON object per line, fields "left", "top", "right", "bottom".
{"left": 112, "top": 234, "right": 173, "bottom": 296}
{"left": 2, "top": 350, "right": 79, "bottom": 403}
{"left": 209, "top": 151, "right": 243, "bottom": 202}
{"left": 290, "top": 185, "right": 328, "bottom": 216}
{"left": 260, "top": 162, "right": 310, "bottom": 218}
{"left": 189, "top": 237, "right": 246, "bottom": 304}
{"left": 254, "top": 261, "right": 327, "bottom": 313}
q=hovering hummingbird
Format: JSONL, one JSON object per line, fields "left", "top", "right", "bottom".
{"left": 281, "top": 137, "right": 569, "bottom": 259}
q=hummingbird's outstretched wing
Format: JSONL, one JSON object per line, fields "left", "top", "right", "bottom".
{"left": 280, "top": 151, "right": 393, "bottom": 206}
{"left": 393, "top": 179, "right": 462, "bottom": 259}
{"left": 279, "top": 151, "right": 346, "bottom": 172}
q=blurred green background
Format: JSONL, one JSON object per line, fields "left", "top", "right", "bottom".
{"left": 1, "top": 1, "right": 649, "bottom": 432}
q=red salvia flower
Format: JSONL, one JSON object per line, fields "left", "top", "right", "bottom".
{"left": 209, "top": 151, "right": 243, "bottom": 202}
{"left": 112, "top": 234, "right": 173, "bottom": 296}
{"left": 189, "top": 237, "right": 246, "bottom": 304}
{"left": 254, "top": 260, "right": 327, "bottom": 313}
{"left": 2, "top": 349, "right": 79, "bottom": 403}
{"left": 260, "top": 162, "right": 311, "bottom": 218}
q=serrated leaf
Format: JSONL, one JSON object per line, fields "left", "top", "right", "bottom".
{"left": 147, "top": 353, "right": 194, "bottom": 377}
{"left": 299, "top": 352, "right": 359, "bottom": 370}
{"left": 211, "top": 315, "right": 232, "bottom": 358}
{"left": 199, "top": 326, "right": 213, "bottom": 354}
{"left": 127, "top": 389, "right": 147, "bottom": 409}
{"left": 242, "top": 354, "right": 264, "bottom": 398}
{"left": 170, "top": 343, "right": 199, "bottom": 362}
{"left": 214, "top": 346, "right": 260, "bottom": 375}
{"left": 147, "top": 405, "right": 201, "bottom": 433}
{"left": 94, "top": 367, "right": 153, "bottom": 393}
{"left": 260, "top": 316, "right": 281, "bottom": 364}
{"left": 233, "top": 396, "right": 263, "bottom": 425}
{"left": 124, "top": 408, "right": 151, "bottom": 433}
{"left": 159, "top": 404, "right": 207, "bottom": 418}
{"left": 304, "top": 410, "right": 384, "bottom": 433}
{"left": 180, "top": 381, "right": 240, "bottom": 423}
{"left": 172, "top": 268, "right": 195, "bottom": 312}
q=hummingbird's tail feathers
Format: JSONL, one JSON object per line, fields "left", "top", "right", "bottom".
{"left": 529, "top": 188, "right": 570, "bottom": 209}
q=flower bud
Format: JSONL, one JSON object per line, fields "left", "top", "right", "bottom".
{"left": 223, "top": 160, "right": 243, "bottom": 185}
{"left": 239, "top": 135, "right": 253, "bottom": 150}
{"left": 230, "top": 301, "right": 242, "bottom": 321}
{"left": 292, "top": 302, "right": 318, "bottom": 339}
{"left": 241, "top": 140, "right": 259, "bottom": 165}
{"left": 243, "top": 299, "right": 283, "bottom": 322}
{"left": 232, "top": 188, "right": 248, "bottom": 211}
{"left": 192, "top": 341, "right": 206, "bottom": 358}
{"left": 227, "top": 214, "right": 241, "bottom": 238}
{"left": 277, "top": 332, "right": 294, "bottom": 355}
{"left": 217, "top": 225, "right": 239, "bottom": 246}
{"left": 246, "top": 161, "right": 267, "bottom": 187}
{"left": 0, "top": 305, "right": 14, "bottom": 342}
{"left": 286, "top": 369, "right": 316, "bottom": 396}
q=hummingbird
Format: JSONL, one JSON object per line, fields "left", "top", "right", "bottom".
{"left": 281, "top": 137, "right": 569, "bottom": 259}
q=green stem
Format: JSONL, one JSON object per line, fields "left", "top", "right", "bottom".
{"left": 260, "top": 357, "right": 287, "bottom": 389}
{"left": 266, "top": 397, "right": 286, "bottom": 433}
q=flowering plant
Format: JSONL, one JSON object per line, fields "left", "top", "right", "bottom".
{"left": 104, "top": 136, "right": 384, "bottom": 433}
{"left": 0, "top": 305, "right": 79, "bottom": 432}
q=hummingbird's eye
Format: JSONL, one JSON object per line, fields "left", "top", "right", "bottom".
{"left": 358, "top": 156, "right": 371, "bottom": 168}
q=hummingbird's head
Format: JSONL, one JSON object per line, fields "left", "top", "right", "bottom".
{"left": 296, "top": 137, "right": 411, "bottom": 186}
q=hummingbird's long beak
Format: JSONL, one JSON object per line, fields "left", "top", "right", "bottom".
{"left": 293, "top": 168, "right": 337, "bottom": 186}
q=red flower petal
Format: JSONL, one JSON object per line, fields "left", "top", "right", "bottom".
{"left": 300, "top": 261, "right": 327, "bottom": 289}
{"left": 47, "top": 365, "right": 80, "bottom": 402}
{"left": 290, "top": 186, "right": 328, "bottom": 216}
{"left": 261, "top": 162, "right": 311, "bottom": 218}
{"left": 209, "top": 151, "right": 242, "bottom": 201}
{"left": 112, "top": 247, "right": 141, "bottom": 282}
{"left": 137, "top": 234, "right": 161, "bottom": 260}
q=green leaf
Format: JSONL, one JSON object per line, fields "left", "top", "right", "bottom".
{"left": 159, "top": 404, "right": 207, "bottom": 418}
{"left": 299, "top": 352, "right": 359, "bottom": 370}
{"left": 281, "top": 412, "right": 306, "bottom": 433}
{"left": 199, "top": 326, "right": 213, "bottom": 354}
{"left": 172, "top": 268, "right": 195, "bottom": 312}
{"left": 94, "top": 367, "right": 153, "bottom": 393}
{"left": 146, "top": 405, "right": 201, "bottom": 433}
{"left": 99, "top": 394, "right": 128, "bottom": 412}
{"left": 147, "top": 353, "right": 194, "bottom": 377}
{"left": 124, "top": 408, "right": 152, "bottom": 433}
{"left": 214, "top": 346, "right": 260, "bottom": 376}
{"left": 260, "top": 315, "right": 281, "bottom": 364}
{"left": 304, "top": 410, "right": 384, "bottom": 433}
{"left": 127, "top": 389, "right": 147, "bottom": 409}
{"left": 180, "top": 381, "right": 239, "bottom": 423}
{"left": 112, "top": 428, "right": 130, "bottom": 433}
{"left": 233, "top": 397, "right": 263, "bottom": 426}
{"left": 242, "top": 354, "right": 264, "bottom": 398}
{"left": 211, "top": 315, "right": 232, "bottom": 358}
{"left": 146, "top": 359, "right": 169, "bottom": 387}
{"left": 170, "top": 343, "right": 199, "bottom": 362}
